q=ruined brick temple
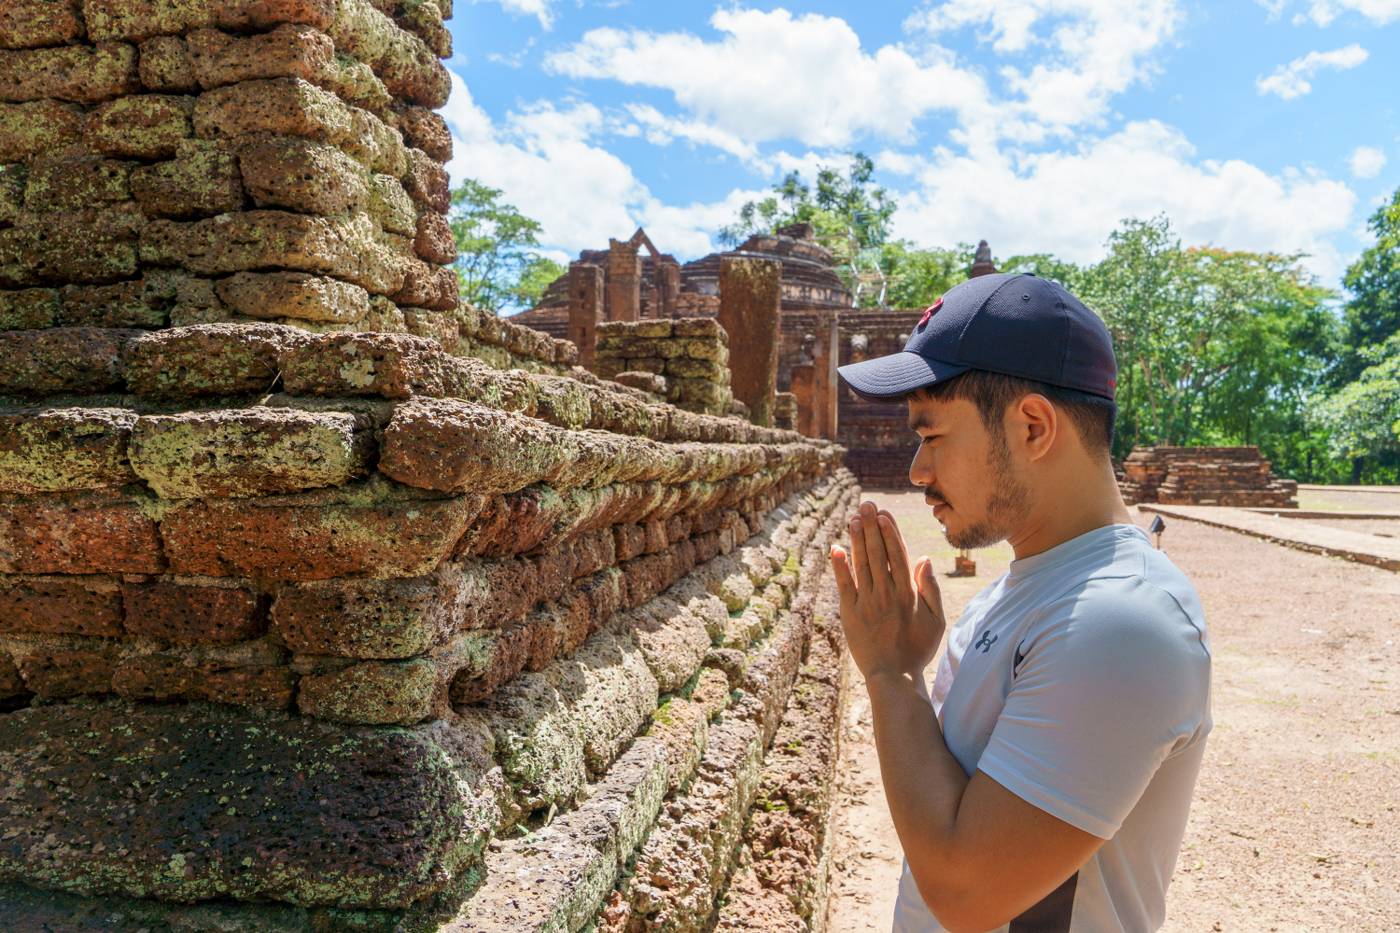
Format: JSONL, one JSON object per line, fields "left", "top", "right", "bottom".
{"left": 0, "top": 1, "right": 859, "bottom": 929}
{"left": 516, "top": 227, "right": 1005, "bottom": 488}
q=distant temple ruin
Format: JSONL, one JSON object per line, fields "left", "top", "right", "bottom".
{"left": 516, "top": 225, "right": 1002, "bottom": 487}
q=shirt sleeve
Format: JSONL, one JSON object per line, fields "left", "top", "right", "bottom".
{"left": 974, "top": 577, "right": 1211, "bottom": 839}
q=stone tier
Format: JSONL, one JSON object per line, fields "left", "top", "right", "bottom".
{"left": 0, "top": 472, "right": 858, "bottom": 929}
{"left": 1120, "top": 445, "right": 1298, "bottom": 508}
{"left": 594, "top": 317, "right": 734, "bottom": 417}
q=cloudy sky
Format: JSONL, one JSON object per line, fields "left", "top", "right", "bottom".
{"left": 445, "top": 1, "right": 1399, "bottom": 291}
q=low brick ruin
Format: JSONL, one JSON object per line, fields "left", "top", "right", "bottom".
{"left": 1120, "top": 446, "right": 1299, "bottom": 508}
{"left": 0, "top": 1, "right": 860, "bottom": 928}
{"left": 594, "top": 318, "right": 735, "bottom": 417}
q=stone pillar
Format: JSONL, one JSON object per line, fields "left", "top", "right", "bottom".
{"left": 567, "top": 262, "right": 605, "bottom": 368}
{"left": 657, "top": 258, "right": 681, "bottom": 319}
{"left": 791, "top": 360, "right": 817, "bottom": 436}
{"left": 813, "top": 312, "right": 839, "bottom": 438}
{"left": 718, "top": 257, "right": 781, "bottom": 427}
{"left": 607, "top": 238, "right": 642, "bottom": 322}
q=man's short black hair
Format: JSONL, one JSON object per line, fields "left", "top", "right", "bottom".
{"left": 907, "top": 370, "right": 1116, "bottom": 456}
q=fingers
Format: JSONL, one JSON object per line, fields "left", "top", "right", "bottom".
{"left": 913, "top": 555, "right": 944, "bottom": 621}
{"left": 877, "top": 508, "right": 913, "bottom": 600}
{"left": 830, "top": 545, "right": 856, "bottom": 608}
{"left": 848, "top": 514, "right": 874, "bottom": 594}
{"left": 858, "top": 501, "right": 890, "bottom": 582}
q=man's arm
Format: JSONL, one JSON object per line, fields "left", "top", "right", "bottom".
{"left": 831, "top": 502, "right": 1104, "bottom": 933}
{"left": 864, "top": 671, "right": 1104, "bottom": 933}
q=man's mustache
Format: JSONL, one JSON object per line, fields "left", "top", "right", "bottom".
{"left": 924, "top": 487, "right": 949, "bottom": 508}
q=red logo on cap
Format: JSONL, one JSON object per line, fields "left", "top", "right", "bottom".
{"left": 918, "top": 297, "right": 943, "bottom": 329}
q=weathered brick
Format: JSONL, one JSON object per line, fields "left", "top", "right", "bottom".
{"left": 394, "top": 105, "right": 451, "bottom": 162}
{"left": 129, "top": 408, "right": 373, "bottom": 498}
{"left": 0, "top": 100, "right": 84, "bottom": 162}
{"left": 57, "top": 272, "right": 188, "bottom": 328}
{"left": 0, "top": 327, "right": 136, "bottom": 395}
{"left": 82, "top": 0, "right": 336, "bottom": 42}
{"left": 379, "top": 398, "right": 575, "bottom": 496}
{"left": 187, "top": 23, "right": 333, "bottom": 89}
{"left": 137, "top": 35, "right": 196, "bottom": 91}
{"left": 5, "top": 634, "right": 120, "bottom": 697}
{"left": 160, "top": 477, "right": 484, "bottom": 580}
{"left": 366, "top": 172, "right": 415, "bottom": 235}
{"left": 402, "top": 146, "right": 448, "bottom": 212}
{"left": 0, "top": 488, "right": 163, "bottom": 574}
{"left": 22, "top": 154, "right": 133, "bottom": 213}
{"left": 237, "top": 135, "right": 366, "bottom": 215}
{"left": 129, "top": 139, "right": 244, "bottom": 217}
{"left": 296, "top": 656, "right": 437, "bottom": 724}
{"left": 86, "top": 93, "right": 194, "bottom": 159}
{"left": 0, "top": 576, "right": 124, "bottom": 637}
{"left": 414, "top": 210, "right": 455, "bottom": 264}
{"left": 0, "top": 288, "right": 57, "bottom": 329}
{"left": 139, "top": 210, "right": 408, "bottom": 296}
{"left": 0, "top": 42, "right": 140, "bottom": 104}
{"left": 123, "top": 322, "right": 309, "bottom": 398}
{"left": 0, "top": 407, "right": 137, "bottom": 493}
{"left": 279, "top": 331, "right": 485, "bottom": 398}
{"left": 123, "top": 581, "right": 263, "bottom": 644}
{"left": 215, "top": 271, "right": 369, "bottom": 323}
{"left": 271, "top": 569, "right": 459, "bottom": 658}
{"left": 325, "top": 0, "right": 449, "bottom": 107}
{"left": 0, "top": 0, "right": 85, "bottom": 50}
{"left": 112, "top": 640, "right": 293, "bottom": 708}
{"left": 0, "top": 207, "right": 143, "bottom": 287}
{"left": 193, "top": 75, "right": 349, "bottom": 143}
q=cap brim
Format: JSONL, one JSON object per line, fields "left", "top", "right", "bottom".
{"left": 837, "top": 351, "right": 969, "bottom": 401}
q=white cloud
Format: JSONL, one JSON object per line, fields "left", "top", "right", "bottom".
{"left": 906, "top": 0, "right": 1182, "bottom": 131}
{"left": 888, "top": 120, "right": 1357, "bottom": 282}
{"left": 471, "top": 0, "right": 554, "bottom": 29}
{"left": 622, "top": 104, "right": 760, "bottom": 164}
{"left": 1349, "top": 145, "right": 1387, "bottom": 179}
{"left": 1256, "top": 44, "right": 1367, "bottom": 99}
{"left": 440, "top": 71, "right": 757, "bottom": 259}
{"left": 546, "top": 8, "right": 994, "bottom": 148}
{"left": 1303, "top": 0, "right": 1400, "bottom": 25}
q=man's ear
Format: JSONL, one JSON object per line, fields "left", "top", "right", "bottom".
{"left": 1011, "top": 394, "right": 1058, "bottom": 462}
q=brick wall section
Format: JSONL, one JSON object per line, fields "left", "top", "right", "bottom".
{"left": 1120, "top": 446, "right": 1298, "bottom": 507}
{"left": 595, "top": 317, "right": 734, "bottom": 417}
{"left": 0, "top": 6, "right": 859, "bottom": 925}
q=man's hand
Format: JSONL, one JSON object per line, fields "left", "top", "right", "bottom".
{"left": 830, "top": 500, "right": 946, "bottom": 681}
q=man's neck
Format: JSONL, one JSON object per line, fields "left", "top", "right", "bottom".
{"left": 1005, "top": 459, "right": 1133, "bottom": 561}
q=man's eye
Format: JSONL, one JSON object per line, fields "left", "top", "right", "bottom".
{"left": 921, "top": 435, "right": 941, "bottom": 445}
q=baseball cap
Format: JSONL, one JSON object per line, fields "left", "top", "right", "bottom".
{"left": 836, "top": 272, "right": 1117, "bottom": 401}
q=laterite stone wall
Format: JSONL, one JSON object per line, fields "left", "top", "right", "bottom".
{"left": 0, "top": 5, "right": 858, "bottom": 926}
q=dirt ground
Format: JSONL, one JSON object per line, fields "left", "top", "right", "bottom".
{"left": 1291, "top": 517, "right": 1400, "bottom": 539}
{"left": 824, "top": 491, "right": 1400, "bottom": 932}
{"left": 1297, "top": 486, "right": 1400, "bottom": 513}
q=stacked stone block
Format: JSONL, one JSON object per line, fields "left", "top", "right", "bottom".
{"left": 0, "top": 313, "right": 856, "bottom": 928}
{"left": 1120, "top": 446, "right": 1298, "bottom": 508}
{"left": 595, "top": 317, "right": 734, "bottom": 417}
{"left": 0, "top": 0, "right": 573, "bottom": 375}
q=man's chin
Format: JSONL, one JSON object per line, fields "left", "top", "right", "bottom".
{"left": 945, "top": 521, "right": 1007, "bottom": 550}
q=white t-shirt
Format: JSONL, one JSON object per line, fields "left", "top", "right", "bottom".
{"left": 892, "top": 524, "right": 1212, "bottom": 933}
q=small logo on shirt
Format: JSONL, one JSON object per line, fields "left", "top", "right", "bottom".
{"left": 974, "top": 631, "right": 998, "bottom": 653}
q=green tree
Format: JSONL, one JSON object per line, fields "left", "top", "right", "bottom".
{"left": 1337, "top": 188, "right": 1400, "bottom": 383}
{"left": 449, "top": 179, "right": 560, "bottom": 314}
{"left": 1309, "top": 335, "right": 1400, "bottom": 482}
{"left": 878, "top": 242, "right": 974, "bottom": 309}
{"left": 720, "top": 153, "right": 896, "bottom": 306}
{"left": 1079, "top": 216, "right": 1337, "bottom": 467}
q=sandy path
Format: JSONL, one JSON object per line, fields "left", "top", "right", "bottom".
{"left": 824, "top": 492, "right": 1400, "bottom": 932}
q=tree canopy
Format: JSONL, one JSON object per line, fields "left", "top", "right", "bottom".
{"left": 448, "top": 179, "right": 565, "bottom": 314}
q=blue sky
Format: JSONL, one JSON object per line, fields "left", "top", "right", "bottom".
{"left": 443, "top": 1, "right": 1400, "bottom": 290}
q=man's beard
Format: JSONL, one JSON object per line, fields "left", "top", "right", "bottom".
{"left": 938, "top": 429, "right": 1030, "bottom": 550}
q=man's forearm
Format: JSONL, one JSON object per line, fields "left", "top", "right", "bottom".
{"left": 866, "top": 670, "right": 972, "bottom": 893}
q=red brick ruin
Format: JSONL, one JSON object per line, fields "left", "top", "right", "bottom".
{"left": 1120, "top": 446, "right": 1299, "bottom": 508}
{"left": 0, "top": 1, "right": 859, "bottom": 929}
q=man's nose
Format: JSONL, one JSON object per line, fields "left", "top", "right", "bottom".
{"left": 909, "top": 443, "right": 933, "bottom": 489}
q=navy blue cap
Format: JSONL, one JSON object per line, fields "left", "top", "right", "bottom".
{"left": 837, "top": 272, "right": 1117, "bottom": 401}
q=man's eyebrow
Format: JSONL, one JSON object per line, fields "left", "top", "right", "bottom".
{"left": 908, "top": 410, "right": 937, "bottom": 432}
